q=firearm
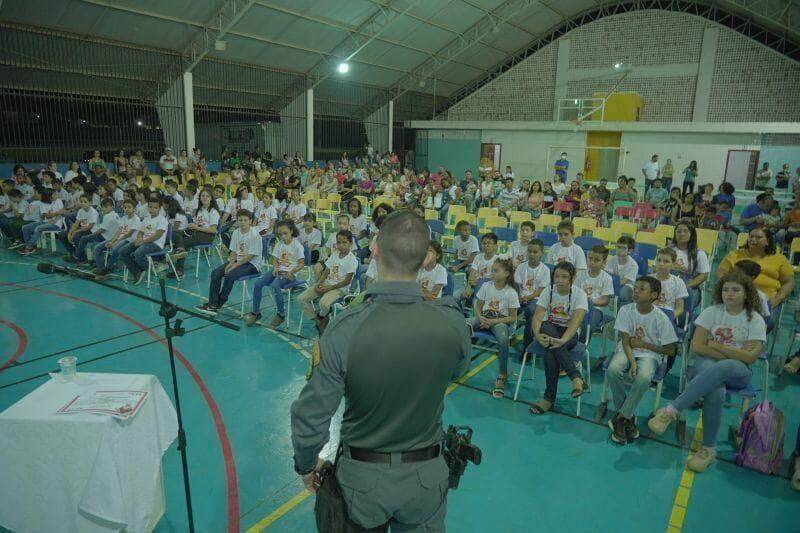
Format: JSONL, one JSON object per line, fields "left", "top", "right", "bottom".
{"left": 443, "top": 425, "right": 482, "bottom": 489}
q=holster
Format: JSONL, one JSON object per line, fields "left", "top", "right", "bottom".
{"left": 314, "top": 461, "right": 389, "bottom": 533}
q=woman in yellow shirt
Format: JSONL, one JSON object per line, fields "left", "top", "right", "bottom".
{"left": 717, "top": 228, "right": 794, "bottom": 308}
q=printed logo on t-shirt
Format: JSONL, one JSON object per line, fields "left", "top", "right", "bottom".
{"left": 549, "top": 304, "right": 568, "bottom": 322}
{"left": 515, "top": 251, "right": 526, "bottom": 263}
{"left": 676, "top": 258, "right": 686, "bottom": 269}
{"left": 634, "top": 325, "right": 646, "bottom": 339}
{"left": 478, "top": 264, "right": 490, "bottom": 278}
{"left": 584, "top": 285, "right": 594, "bottom": 296}
{"left": 421, "top": 278, "right": 431, "bottom": 291}
{"left": 656, "top": 291, "right": 667, "bottom": 305}
{"left": 556, "top": 255, "right": 569, "bottom": 264}
{"left": 329, "top": 265, "right": 340, "bottom": 282}
{"left": 487, "top": 299, "right": 500, "bottom": 312}
{"left": 712, "top": 326, "right": 735, "bottom": 346}
{"left": 458, "top": 246, "right": 468, "bottom": 259}
{"left": 525, "top": 278, "right": 534, "bottom": 290}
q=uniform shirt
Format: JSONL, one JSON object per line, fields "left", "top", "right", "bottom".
{"left": 193, "top": 207, "right": 220, "bottom": 229}
{"left": 271, "top": 238, "right": 305, "bottom": 273}
{"left": 138, "top": 214, "right": 169, "bottom": 249}
{"left": 536, "top": 284, "right": 589, "bottom": 327}
{"left": 416, "top": 264, "right": 448, "bottom": 298}
{"left": 172, "top": 213, "right": 188, "bottom": 231}
{"left": 576, "top": 269, "right": 614, "bottom": 305}
{"left": 476, "top": 281, "right": 519, "bottom": 317}
{"left": 18, "top": 183, "right": 34, "bottom": 200}
{"left": 20, "top": 199, "right": 41, "bottom": 222}
{"left": 654, "top": 273, "right": 689, "bottom": 312}
{"left": 470, "top": 253, "right": 497, "bottom": 281}
{"left": 286, "top": 202, "right": 307, "bottom": 221}
{"left": 694, "top": 304, "right": 766, "bottom": 352}
{"left": 215, "top": 198, "right": 226, "bottom": 212}
{"left": 672, "top": 247, "right": 710, "bottom": 277}
{"left": 40, "top": 199, "right": 65, "bottom": 228}
{"left": 546, "top": 242, "right": 587, "bottom": 271}
{"left": 454, "top": 234, "right": 480, "bottom": 262}
{"left": 117, "top": 214, "right": 141, "bottom": 242}
{"left": 325, "top": 232, "right": 357, "bottom": 253}
{"left": 348, "top": 214, "right": 367, "bottom": 237}
{"left": 605, "top": 255, "right": 639, "bottom": 286}
{"left": 0, "top": 195, "right": 12, "bottom": 218}
{"left": 254, "top": 204, "right": 278, "bottom": 234}
{"left": 94, "top": 211, "right": 120, "bottom": 240}
{"left": 509, "top": 240, "right": 532, "bottom": 265}
{"left": 229, "top": 227, "right": 262, "bottom": 271}
{"left": 614, "top": 304, "right": 678, "bottom": 362}
{"left": 171, "top": 191, "right": 185, "bottom": 210}
{"left": 514, "top": 261, "right": 550, "bottom": 300}
{"left": 135, "top": 202, "right": 149, "bottom": 220}
{"left": 324, "top": 251, "right": 358, "bottom": 288}
{"left": 226, "top": 197, "right": 256, "bottom": 215}
{"left": 76, "top": 206, "right": 99, "bottom": 230}
{"left": 299, "top": 227, "right": 322, "bottom": 249}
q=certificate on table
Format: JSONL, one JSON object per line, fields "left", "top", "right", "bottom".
{"left": 57, "top": 390, "right": 149, "bottom": 420}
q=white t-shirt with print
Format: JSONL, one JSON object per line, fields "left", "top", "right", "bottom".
{"left": 614, "top": 304, "right": 678, "bottom": 362}
{"left": 694, "top": 304, "right": 766, "bottom": 351}
{"left": 229, "top": 227, "right": 263, "bottom": 271}
{"left": 546, "top": 242, "right": 587, "bottom": 271}
{"left": 271, "top": 238, "right": 305, "bottom": 273}
{"left": 20, "top": 199, "right": 40, "bottom": 222}
{"left": 514, "top": 261, "right": 550, "bottom": 300}
{"left": 477, "top": 282, "right": 520, "bottom": 317}
{"left": 348, "top": 215, "right": 367, "bottom": 236}
{"left": 94, "top": 211, "right": 120, "bottom": 239}
{"left": 365, "top": 258, "right": 377, "bottom": 281}
{"left": 454, "top": 234, "right": 480, "bottom": 262}
{"left": 509, "top": 239, "right": 532, "bottom": 265}
{"left": 135, "top": 203, "right": 149, "bottom": 220}
{"left": 654, "top": 273, "right": 689, "bottom": 313}
{"left": 76, "top": 207, "right": 99, "bottom": 229}
{"left": 300, "top": 227, "right": 322, "bottom": 248}
{"left": 40, "top": 199, "right": 65, "bottom": 228}
{"left": 117, "top": 214, "right": 140, "bottom": 242}
{"left": 254, "top": 204, "right": 278, "bottom": 234}
{"left": 470, "top": 253, "right": 497, "bottom": 281}
{"left": 286, "top": 202, "right": 307, "bottom": 221}
{"left": 324, "top": 252, "right": 359, "bottom": 288}
{"left": 226, "top": 197, "right": 256, "bottom": 215}
{"left": 417, "top": 264, "right": 448, "bottom": 298}
{"left": 672, "top": 247, "right": 710, "bottom": 276}
{"left": 605, "top": 255, "right": 639, "bottom": 286}
{"left": 138, "top": 214, "right": 169, "bottom": 249}
{"left": 193, "top": 207, "right": 220, "bottom": 229}
{"left": 536, "top": 284, "right": 589, "bottom": 327}
{"left": 576, "top": 269, "right": 614, "bottom": 305}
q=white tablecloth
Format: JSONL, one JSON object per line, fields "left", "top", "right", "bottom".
{"left": 0, "top": 373, "right": 178, "bottom": 533}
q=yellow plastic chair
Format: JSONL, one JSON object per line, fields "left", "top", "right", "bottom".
{"left": 697, "top": 236, "right": 716, "bottom": 258}
{"left": 315, "top": 198, "right": 331, "bottom": 211}
{"left": 592, "top": 227, "right": 620, "bottom": 246}
{"left": 572, "top": 216, "right": 597, "bottom": 236}
{"left": 149, "top": 174, "right": 163, "bottom": 189}
{"left": 635, "top": 231, "right": 667, "bottom": 248}
{"left": 508, "top": 211, "right": 532, "bottom": 229}
{"left": 737, "top": 232, "right": 749, "bottom": 248}
{"left": 654, "top": 224, "right": 675, "bottom": 240}
{"left": 484, "top": 215, "right": 508, "bottom": 231}
{"left": 446, "top": 205, "right": 468, "bottom": 229}
{"left": 373, "top": 196, "right": 395, "bottom": 208}
{"left": 477, "top": 207, "right": 498, "bottom": 219}
{"left": 425, "top": 209, "right": 439, "bottom": 221}
{"left": 537, "top": 213, "right": 562, "bottom": 231}
{"left": 610, "top": 220, "right": 638, "bottom": 237}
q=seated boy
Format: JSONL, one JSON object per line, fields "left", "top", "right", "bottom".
{"left": 197, "top": 209, "right": 261, "bottom": 314}
{"left": 456, "top": 232, "right": 498, "bottom": 308}
{"left": 514, "top": 239, "right": 549, "bottom": 350}
{"left": 576, "top": 245, "right": 615, "bottom": 330}
{"left": 299, "top": 230, "right": 358, "bottom": 333}
{"left": 449, "top": 220, "right": 479, "bottom": 272}
{"left": 94, "top": 199, "right": 140, "bottom": 277}
{"left": 509, "top": 220, "right": 535, "bottom": 267}
{"left": 546, "top": 220, "right": 587, "bottom": 271}
{"left": 66, "top": 198, "right": 119, "bottom": 263}
{"left": 118, "top": 197, "right": 168, "bottom": 285}
{"left": 652, "top": 247, "right": 689, "bottom": 324}
{"left": 607, "top": 276, "right": 678, "bottom": 444}
{"left": 61, "top": 194, "right": 98, "bottom": 258}
{"left": 604, "top": 235, "right": 638, "bottom": 306}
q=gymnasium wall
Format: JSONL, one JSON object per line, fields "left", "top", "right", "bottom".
{"left": 446, "top": 10, "right": 800, "bottom": 123}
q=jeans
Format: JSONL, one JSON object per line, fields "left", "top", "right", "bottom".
{"left": 119, "top": 241, "right": 161, "bottom": 275}
{"left": 209, "top": 263, "right": 258, "bottom": 307}
{"left": 23, "top": 222, "right": 61, "bottom": 246}
{"left": 671, "top": 356, "right": 751, "bottom": 447}
{"left": 607, "top": 352, "right": 658, "bottom": 418}
{"left": 535, "top": 321, "right": 581, "bottom": 403}
{"left": 73, "top": 232, "right": 104, "bottom": 260}
{"left": 682, "top": 181, "right": 695, "bottom": 195}
{"left": 520, "top": 300, "right": 538, "bottom": 351}
{"left": 93, "top": 240, "right": 128, "bottom": 270}
{"left": 171, "top": 229, "right": 215, "bottom": 269}
{"left": 61, "top": 229, "right": 91, "bottom": 255}
{"left": 470, "top": 318, "right": 513, "bottom": 375}
{"left": 298, "top": 286, "right": 347, "bottom": 319}
{"left": 251, "top": 272, "right": 300, "bottom": 316}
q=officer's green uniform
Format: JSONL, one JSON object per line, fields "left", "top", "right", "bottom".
{"left": 291, "top": 281, "right": 471, "bottom": 531}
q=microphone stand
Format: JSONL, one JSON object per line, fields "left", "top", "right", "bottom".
{"left": 39, "top": 263, "right": 239, "bottom": 532}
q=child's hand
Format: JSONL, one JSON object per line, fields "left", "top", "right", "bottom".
{"left": 628, "top": 360, "right": 638, "bottom": 378}
{"left": 549, "top": 337, "right": 566, "bottom": 348}
{"left": 478, "top": 316, "right": 491, "bottom": 329}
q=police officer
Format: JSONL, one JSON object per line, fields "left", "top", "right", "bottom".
{"left": 290, "top": 210, "right": 471, "bottom": 531}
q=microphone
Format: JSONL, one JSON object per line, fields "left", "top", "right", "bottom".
{"left": 37, "top": 262, "right": 96, "bottom": 280}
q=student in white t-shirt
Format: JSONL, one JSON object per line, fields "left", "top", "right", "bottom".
{"left": 20, "top": 188, "right": 64, "bottom": 255}
{"left": 653, "top": 247, "right": 689, "bottom": 323}
{"left": 514, "top": 239, "right": 550, "bottom": 350}
{"left": 650, "top": 272, "right": 766, "bottom": 473}
{"left": 530, "top": 261, "right": 588, "bottom": 415}
{"left": 221, "top": 185, "right": 256, "bottom": 247}
{"left": 59, "top": 194, "right": 97, "bottom": 257}
{"left": 670, "top": 221, "right": 710, "bottom": 305}
{"left": 247, "top": 220, "right": 306, "bottom": 328}
{"left": 604, "top": 235, "right": 638, "bottom": 306}
{"left": 449, "top": 220, "right": 479, "bottom": 272}
{"left": 286, "top": 189, "right": 308, "bottom": 223}
{"left": 299, "top": 229, "right": 359, "bottom": 334}
{"left": 545, "top": 220, "right": 587, "bottom": 271}
{"left": 731, "top": 259, "right": 772, "bottom": 325}
{"left": 118, "top": 197, "right": 168, "bottom": 285}
{"left": 456, "top": 232, "right": 498, "bottom": 308}
{"left": 317, "top": 214, "right": 357, "bottom": 278}
{"left": 509, "top": 221, "right": 535, "bottom": 267}
{"left": 66, "top": 198, "right": 119, "bottom": 263}
{"left": 607, "top": 276, "right": 678, "bottom": 444}
{"left": 254, "top": 190, "right": 278, "bottom": 237}
{"left": 170, "top": 189, "right": 221, "bottom": 276}
{"left": 470, "top": 259, "right": 519, "bottom": 399}
{"left": 577, "top": 245, "right": 615, "bottom": 330}
{"left": 299, "top": 212, "right": 323, "bottom": 265}
{"left": 94, "top": 199, "right": 140, "bottom": 276}
{"left": 417, "top": 240, "right": 448, "bottom": 300}
{"left": 197, "top": 209, "right": 262, "bottom": 314}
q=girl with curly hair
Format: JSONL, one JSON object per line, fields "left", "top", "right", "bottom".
{"left": 648, "top": 271, "right": 766, "bottom": 473}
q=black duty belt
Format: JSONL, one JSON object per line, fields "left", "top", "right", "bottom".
{"left": 344, "top": 443, "right": 441, "bottom": 464}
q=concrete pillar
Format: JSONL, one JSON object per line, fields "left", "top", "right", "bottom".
{"left": 183, "top": 72, "right": 195, "bottom": 150}
{"left": 693, "top": 27, "right": 719, "bottom": 122}
{"left": 388, "top": 100, "right": 394, "bottom": 152}
{"left": 553, "top": 39, "right": 571, "bottom": 121}
{"left": 306, "top": 89, "right": 314, "bottom": 161}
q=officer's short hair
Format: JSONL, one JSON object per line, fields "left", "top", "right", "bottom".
{"left": 376, "top": 210, "right": 429, "bottom": 276}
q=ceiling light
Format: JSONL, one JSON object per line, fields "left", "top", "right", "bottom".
{"left": 613, "top": 62, "right": 621, "bottom": 69}
{"left": 337, "top": 62, "right": 350, "bottom": 74}
{"left": 136, "top": 120, "right": 144, "bottom": 126}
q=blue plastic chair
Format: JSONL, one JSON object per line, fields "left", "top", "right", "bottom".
{"left": 442, "top": 271, "right": 454, "bottom": 297}
{"left": 535, "top": 231, "right": 558, "bottom": 248}
{"left": 630, "top": 250, "right": 649, "bottom": 276}
{"left": 635, "top": 243, "right": 658, "bottom": 262}
{"left": 145, "top": 225, "right": 180, "bottom": 287}
{"left": 427, "top": 219, "right": 445, "bottom": 236}
{"left": 575, "top": 235, "right": 603, "bottom": 253}
{"left": 595, "top": 356, "right": 670, "bottom": 423}
{"left": 492, "top": 227, "right": 517, "bottom": 243}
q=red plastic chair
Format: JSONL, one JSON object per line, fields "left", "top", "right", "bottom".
{"left": 614, "top": 206, "right": 633, "bottom": 218}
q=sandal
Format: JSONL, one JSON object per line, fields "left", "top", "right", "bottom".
{"left": 571, "top": 378, "right": 587, "bottom": 398}
{"left": 783, "top": 357, "right": 800, "bottom": 374}
{"left": 530, "top": 399, "right": 552, "bottom": 415}
{"left": 492, "top": 376, "right": 506, "bottom": 399}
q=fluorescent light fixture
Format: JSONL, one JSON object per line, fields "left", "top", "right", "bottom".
{"left": 337, "top": 62, "right": 350, "bottom": 74}
{"left": 613, "top": 62, "right": 622, "bottom": 69}
{"left": 136, "top": 120, "right": 144, "bottom": 126}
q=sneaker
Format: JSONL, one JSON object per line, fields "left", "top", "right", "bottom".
{"left": 132, "top": 271, "right": 146, "bottom": 285}
{"left": 195, "top": 303, "right": 218, "bottom": 315}
{"left": 171, "top": 250, "right": 188, "bottom": 260}
{"left": 244, "top": 313, "right": 261, "bottom": 326}
{"left": 648, "top": 407, "right": 677, "bottom": 435}
{"left": 19, "top": 247, "right": 35, "bottom": 256}
{"left": 625, "top": 415, "right": 640, "bottom": 441}
{"left": 269, "top": 314, "right": 285, "bottom": 327}
{"left": 153, "top": 263, "right": 168, "bottom": 275}
{"left": 8, "top": 241, "right": 24, "bottom": 250}
{"left": 609, "top": 414, "right": 627, "bottom": 445}
{"left": 687, "top": 447, "right": 716, "bottom": 473}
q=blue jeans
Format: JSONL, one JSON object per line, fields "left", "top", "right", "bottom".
{"left": 93, "top": 240, "right": 128, "bottom": 270}
{"left": 118, "top": 241, "right": 161, "bottom": 275}
{"left": 470, "top": 318, "right": 513, "bottom": 375}
{"left": 521, "top": 300, "right": 538, "bottom": 350}
{"left": 73, "top": 232, "right": 104, "bottom": 260}
{"left": 209, "top": 263, "right": 258, "bottom": 307}
{"left": 671, "top": 356, "right": 751, "bottom": 447}
{"left": 23, "top": 222, "right": 61, "bottom": 246}
{"left": 251, "top": 272, "right": 299, "bottom": 316}
{"left": 607, "top": 352, "right": 658, "bottom": 418}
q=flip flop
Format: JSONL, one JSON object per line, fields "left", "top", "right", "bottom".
{"left": 571, "top": 379, "right": 587, "bottom": 398}
{"left": 492, "top": 377, "right": 506, "bottom": 399}
{"left": 529, "top": 401, "right": 551, "bottom": 415}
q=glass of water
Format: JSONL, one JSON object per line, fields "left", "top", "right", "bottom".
{"left": 58, "top": 356, "right": 77, "bottom": 380}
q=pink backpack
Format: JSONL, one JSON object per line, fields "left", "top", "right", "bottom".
{"left": 734, "top": 401, "right": 785, "bottom": 475}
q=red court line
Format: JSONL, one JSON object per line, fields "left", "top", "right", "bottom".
{"left": 0, "top": 319, "right": 28, "bottom": 371}
{"left": 0, "top": 282, "right": 239, "bottom": 532}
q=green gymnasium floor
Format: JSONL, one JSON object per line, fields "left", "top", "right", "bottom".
{"left": 0, "top": 247, "right": 798, "bottom": 533}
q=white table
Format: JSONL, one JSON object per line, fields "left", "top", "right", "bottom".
{"left": 0, "top": 373, "right": 178, "bottom": 533}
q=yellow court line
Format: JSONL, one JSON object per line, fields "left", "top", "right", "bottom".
{"left": 246, "top": 353, "right": 498, "bottom": 533}
{"left": 666, "top": 419, "right": 703, "bottom": 532}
